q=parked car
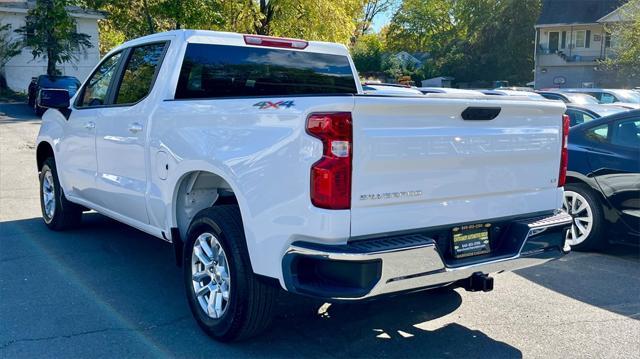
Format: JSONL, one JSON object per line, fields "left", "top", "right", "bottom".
{"left": 561, "top": 88, "right": 640, "bottom": 109}
{"left": 494, "top": 86, "right": 535, "bottom": 92}
{"left": 362, "top": 83, "right": 424, "bottom": 96}
{"left": 35, "top": 30, "right": 571, "bottom": 341}
{"left": 565, "top": 104, "right": 628, "bottom": 126}
{"left": 537, "top": 91, "right": 600, "bottom": 105}
{"left": 28, "top": 75, "right": 81, "bottom": 116}
{"left": 564, "top": 110, "right": 640, "bottom": 250}
{"left": 418, "top": 87, "right": 485, "bottom": 96}
{"left": 481, "top": 89, "right": 547, "bottom": 100}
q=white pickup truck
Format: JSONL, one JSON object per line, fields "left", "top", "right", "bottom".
{"left": 35, "top": 30, "right": 572, "bottom": 341}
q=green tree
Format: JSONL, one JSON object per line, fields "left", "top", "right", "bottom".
{"left": 80, "top": 0, "right": 225, "bottom": 54}
{"left": 0, "top": 24, "right": 21, "bottom": 69}
{"left": 603, "top": 0, "right": 640, "bottom": 79}
{"left": 385, "top": 0, "right": 541, "bottom": 85}
{"left": 16, "top": 0, "right": 93, "bottom": 76}
{"left": 352, "top": 33, "right": 386, "bottom": 73}
{"left": 244, "top": 0, "right": 363, "bottom": 44}
{"left": 355, "top": 0, "right": 396, "bottom": 39}
{"left": 0, "top": 23, "right": 22, "bottom": 89}
{"left": 83, "top": 0, "right": 365, "bottom": 55}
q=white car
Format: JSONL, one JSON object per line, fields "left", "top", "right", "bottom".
{"left": 562, "top": 88, "right": 640, "bottom": 109}
{"left": 35, "top": 30, "right": 572, "bottom": 341}
{"left": 485, "top": 89, "right": 548, "bottom": 100}
{"left": 362, "top": 83, "right": 424, "bottom": 96}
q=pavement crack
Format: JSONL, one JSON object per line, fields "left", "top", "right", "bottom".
{"left": 0, "top": 315, "right": 190, "bottom": 351}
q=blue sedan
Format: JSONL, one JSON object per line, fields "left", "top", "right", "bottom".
{"left": 563, "top": 110, "right": 640, "bottom": 250}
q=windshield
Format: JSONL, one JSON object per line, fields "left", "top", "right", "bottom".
{"left": 565, "top": 93, "right": 599, "bottom": 105}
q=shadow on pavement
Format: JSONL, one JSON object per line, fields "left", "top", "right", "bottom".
{"left": 0, "top": 103, "right": 39, "bottom": 123}
{"left": 1, "top": 214, "right": 522, "bottom": 358}
{"left": 516, "top": 243, "right": 640, "bottom": 320}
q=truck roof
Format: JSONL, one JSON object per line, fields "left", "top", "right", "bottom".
{"left": 111, "top": 29, "right": 350, "bottom": 57}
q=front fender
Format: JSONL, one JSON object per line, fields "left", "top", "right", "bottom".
{"left": 36, "top": 109, "right": 68, "bottom": 167}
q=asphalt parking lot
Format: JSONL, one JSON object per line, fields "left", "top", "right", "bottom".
{"left": 1, "top": 102, "right": 639, "bottom": 358}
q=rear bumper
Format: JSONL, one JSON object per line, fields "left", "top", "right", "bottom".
{"left": 282, "top": 211, "right": 572, "bottom": 300}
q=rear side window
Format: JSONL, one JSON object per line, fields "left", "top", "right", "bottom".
{"left": 586, "top": 124, "right": 609, "bottom": 143}
{"left": 175, "top": 43, "right": 357, "bottom": 99}
{"left": 115, "top": 42, "right": 166, "bottom": 104}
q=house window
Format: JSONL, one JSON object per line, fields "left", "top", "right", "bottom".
{"left": 575, "top": 30, "right": 586, "bottom": 48}
{"left": 605, "top": 34, "right": 612, "bottom": 48}
{"left": 561, "top": 31, "right": 566, "bottom": 49}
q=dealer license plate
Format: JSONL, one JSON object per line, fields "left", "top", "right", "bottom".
{"left": 452, "top": 223, "right": 491, "bottom": 258}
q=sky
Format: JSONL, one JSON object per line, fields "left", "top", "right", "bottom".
{"left": 371, "top": 7, "right": 395, "bottom": 32}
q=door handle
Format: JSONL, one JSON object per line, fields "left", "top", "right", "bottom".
{"left": 128, "top": 122, "right": 143, "bottom": 134}
{"left": 85, "top": 121, "right": 95, "bottom": 130}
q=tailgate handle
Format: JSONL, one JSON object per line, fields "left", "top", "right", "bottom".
{"left": 461, "top": 107, "right": 501, "bottom": 121}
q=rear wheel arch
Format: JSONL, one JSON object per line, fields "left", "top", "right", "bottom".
{"left": 565, "top": 173, "right": 614, "bottom": 215}
{"left": 172, "top": 170, "right": 243, "bottom": 242}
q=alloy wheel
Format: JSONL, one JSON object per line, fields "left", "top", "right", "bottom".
{"left": 562, "top": 190, "right": 593, "bottom": 246}
{"left": 191, "top": 232, "right": 231, "bottom": 319}
{"left": 42, "top": 169, "right": 56, "bottom": 223}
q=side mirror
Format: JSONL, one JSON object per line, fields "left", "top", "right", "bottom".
{"left": 38, "top": 89, "right": 70, "bottom": 109}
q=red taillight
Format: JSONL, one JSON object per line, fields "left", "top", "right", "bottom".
{"left": 243, "top": 35, "right": 308, "bottom": 49}
{"left": 307, "top": 112, "right": 352, "bottom": 209}
{"left": 558, "top": 114, "right": 570, "bottom": 187}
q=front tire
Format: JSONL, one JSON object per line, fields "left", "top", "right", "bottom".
{"left": 563, "top": 183, "right": 607, "bottom": 251}
{"left": 39, "top": 157, "right": 82, "bottom": 230}
{"left": 183, "top": 205, "right": 277, "bottom": 341}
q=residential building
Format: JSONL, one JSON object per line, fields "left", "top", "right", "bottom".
{"left": 534, "top": 0, "right": 635, "bottom": 89}
{"left": 0, "top": 1, "right": 103, "bottom": 92}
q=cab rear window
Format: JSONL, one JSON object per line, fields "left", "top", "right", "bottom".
{"left": 175, "top": 43, "right": 357, "bottom": 99}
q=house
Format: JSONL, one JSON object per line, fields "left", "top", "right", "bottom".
{"left": 534, "top": 0, "right": 634, "bottom": 89}
{"left": 0, "top": 1, "right": 103, "bottom": 93}
{"left": 421, "top": 76, "right": 454, "bottom": 88}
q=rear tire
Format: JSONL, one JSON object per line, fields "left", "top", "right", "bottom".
{"left": 39, "top": 157, "right": 82, "bottom": 230}
{"left": 563, "top": 183, "right": 607, "bottom": 251}
{"left": 183, "top": 205, "right": 277, "bottom": 341}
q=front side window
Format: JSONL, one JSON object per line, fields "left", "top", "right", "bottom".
{"left": 175, "top": 43, "right": 358, "bottom": 99}
{"left": 611, "top": 119, "right": 640, "bottom": 148}
{"left": 78, "top": 52, "right": 122, "bottom": 107}
{"left": 115, "top": 42, "right": 166, "bottom": 104}
{"left": 601, "top": 93, "right": 616, "bottom": 103}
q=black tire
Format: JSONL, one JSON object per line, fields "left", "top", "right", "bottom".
{"left": 564, "top": 183, "right": 607, "bottom": 251}
{"left": 39, "top": 157, "right": 82, "bottom": 230}
{"left": 183, "top": 205, "right": 277, "bottom": 342}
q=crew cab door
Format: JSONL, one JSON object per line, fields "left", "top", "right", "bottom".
{"left": 93, "top": 42, "right": 168, "bottom": 224}
{"left": 59, "top": 51, "right": 123, "bottom": 202}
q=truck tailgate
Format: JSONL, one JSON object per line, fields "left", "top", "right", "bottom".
{"left": 350, "top": 96, "right": 566, "bottom": 237}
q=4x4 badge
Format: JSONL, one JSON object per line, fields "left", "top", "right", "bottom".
{"left": 253, "top": 100, "right": 295, "bottom": 109}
